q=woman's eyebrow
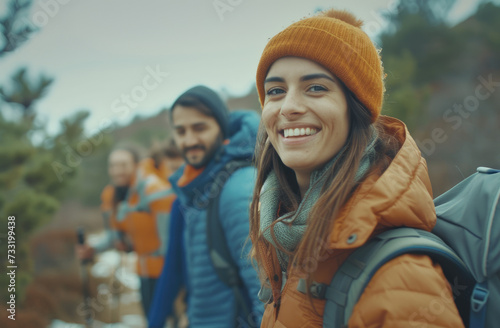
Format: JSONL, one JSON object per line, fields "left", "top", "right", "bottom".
{"left": 264, "top": 74, "right": 337, "bottom": 84}
{"left": 300, "top": 73, "right": 336, "bottom": 83}
{"left": 264, "top": 76, "right": 285, "bottom": 84}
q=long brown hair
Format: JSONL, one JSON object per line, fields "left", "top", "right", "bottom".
{"left": 249, "top": 84, "right": 399, "bottom": 283}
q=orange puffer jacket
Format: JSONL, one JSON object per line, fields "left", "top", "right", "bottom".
{"left": 257, "top": 116, "right": 464, "bottom": 328}
{"left": 101, "top": 158, "right": 176, "bottom": 278}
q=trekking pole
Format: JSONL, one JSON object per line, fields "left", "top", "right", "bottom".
{"left": 110, "top": 251, "right": 123, "bottom": 323}
{"left": 77, "top": 227, "right": 93, "bottom": 328}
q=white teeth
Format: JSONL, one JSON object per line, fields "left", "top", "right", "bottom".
{"left": 283, "top": 127, "right": 319, "bottom": 138}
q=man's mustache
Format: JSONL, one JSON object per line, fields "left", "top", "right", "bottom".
{"left": 183, "top": 145, "right": 206, "bottom": 154}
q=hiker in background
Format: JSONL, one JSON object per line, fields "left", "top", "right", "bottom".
{"left": 148, "top": 138, "right": 185, "bottom": 181}
{"left": 153, "top": 85, "right": 263, "bottom": 328}
{"left": 249, "top": 8, "right": 464, "bottom": 327}
{"left": 76, "top": 145, "right": 176, "bottom": 321}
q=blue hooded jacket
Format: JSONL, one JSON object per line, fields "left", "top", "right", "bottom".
{"left": 168, "top": 110, "right": 263, "bottom": 328}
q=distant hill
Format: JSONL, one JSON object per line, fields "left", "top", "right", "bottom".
{"left": 380, "top": 1, "right": 500, "bottom": 195}
{"left": 415, "top": 3, "right": 500, "bottom": 195}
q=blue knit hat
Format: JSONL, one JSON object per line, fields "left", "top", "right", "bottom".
{"left": 171, "top": 85, "right": 230, "bottom": 139}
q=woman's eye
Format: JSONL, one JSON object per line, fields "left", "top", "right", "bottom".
{"left": 267, "top": 88, "right": 285, "bottom": 96}
{"left": 309, "top": 85, "right": 327, "bottom": 92}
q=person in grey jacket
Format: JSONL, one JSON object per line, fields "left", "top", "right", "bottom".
{"left": 167, "top": 85, "right": 263, "bottom": 328}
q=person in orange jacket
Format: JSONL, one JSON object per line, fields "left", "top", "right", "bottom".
{"left": 149, "top": 138, "right": 185, "bottom": 182}
{"left": 77, "top": 145, "right": 177, "bottom": 317}
{"left": 248, "top": 8, "right": 465, "bottom": 328}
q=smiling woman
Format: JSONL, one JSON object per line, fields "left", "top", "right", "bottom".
{"left": 262, "top": 57, "right": 350, "bottom": 196}
{"left": 249, "top": 8, "right": 465, "bottom": 328}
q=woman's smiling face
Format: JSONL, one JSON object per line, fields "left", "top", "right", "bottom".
{"left": 262, "top": 57, "right": 350, "bottom": 178}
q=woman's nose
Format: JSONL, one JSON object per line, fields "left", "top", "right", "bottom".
{"left": 280, "top": 89, "right": 306, "bottom": 118}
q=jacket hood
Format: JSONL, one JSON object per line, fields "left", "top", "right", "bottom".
{"left": 169, "top": 110, "right": 260, "bottom": 207}
{"left": 328, "top": 116, "right": 436, "bottom": 249}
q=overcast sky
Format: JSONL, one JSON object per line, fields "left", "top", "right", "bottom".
{"left": 0, "top": 0, "right": 485, "bottom": 135}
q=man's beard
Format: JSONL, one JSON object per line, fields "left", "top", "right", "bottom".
{"left": 182, "top": 134, "right": 224, "bottom": 169}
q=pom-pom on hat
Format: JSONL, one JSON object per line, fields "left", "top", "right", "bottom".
{"left": 256, "top": 9, "right": 385, "bottom": 122}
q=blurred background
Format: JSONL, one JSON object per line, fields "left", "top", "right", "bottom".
{"left": 0, "top": 0, "right": 499, "bottom": 327}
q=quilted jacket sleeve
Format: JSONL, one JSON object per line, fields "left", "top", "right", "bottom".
{"left": 219, "top": 166, "right": 265, "bottom": 325}
{"left": 348, "top": 254, "right": 465, "bottom": 328}
{"left": 148, "top": 198, "right": 187, "bottom": 328}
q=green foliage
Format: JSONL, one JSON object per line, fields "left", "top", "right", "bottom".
{"left": 0, "top": 65, "right": 108, "bottom": 303}
{"left": 452, "top": 1, "right": 500, "bottom": 59}
{"left": 55, "top": 110, "right": 90, "bottom": 144}
{"left": 0, "top": 67, "right": 54, "bottom": 115}
{"left": 4, "top": 191, "right": 59, "bottom": 229}
{"left": 69, "top": 132, "right": 113, "bottom": 206}
{"left": 0, "top": 0, "right": 36, "bottom": 56}
{"left": 382, "top": 49, "right": 432, "bottom": 131}
{"left": 384, "top": 50, "right": 417, "bottom": 89}
{"left": 379, "top": 0, "right": 500, "bottom": 195}
{"left": 382, "top": 0, "right": 456, "bottom": 29}
{"left": 381, "top": 14, "right": 460, "bottom": 86}
{"left": 378, "top": 0, "right": 497, "bottom": 131}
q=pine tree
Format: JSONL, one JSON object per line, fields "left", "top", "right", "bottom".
{"left": 0, "top": 0, "right": 110, "bottom": 306}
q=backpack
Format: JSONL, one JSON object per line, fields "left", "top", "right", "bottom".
{"left": 206, "top": 160, "right": 257, "bottom": 327}
{"left": 297, "top": 167, "right": 500, "bottom": 327}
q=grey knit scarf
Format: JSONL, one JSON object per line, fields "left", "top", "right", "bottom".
{"left": 260, "top": 129, "right": 378, "bottom": 271}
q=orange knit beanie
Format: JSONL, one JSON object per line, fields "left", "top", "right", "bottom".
{"left": 256, "top": 9, "right": 385, "bottom": 122}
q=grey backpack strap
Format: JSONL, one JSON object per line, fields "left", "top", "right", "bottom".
{"left": 320, "top": 228, "right": 474, "bottom": 328}
{"left": 206, "top": 160, "right": 254, "bottom": 326}
{"left": 207, "top": 160, "right": 253, "bottom": 288}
